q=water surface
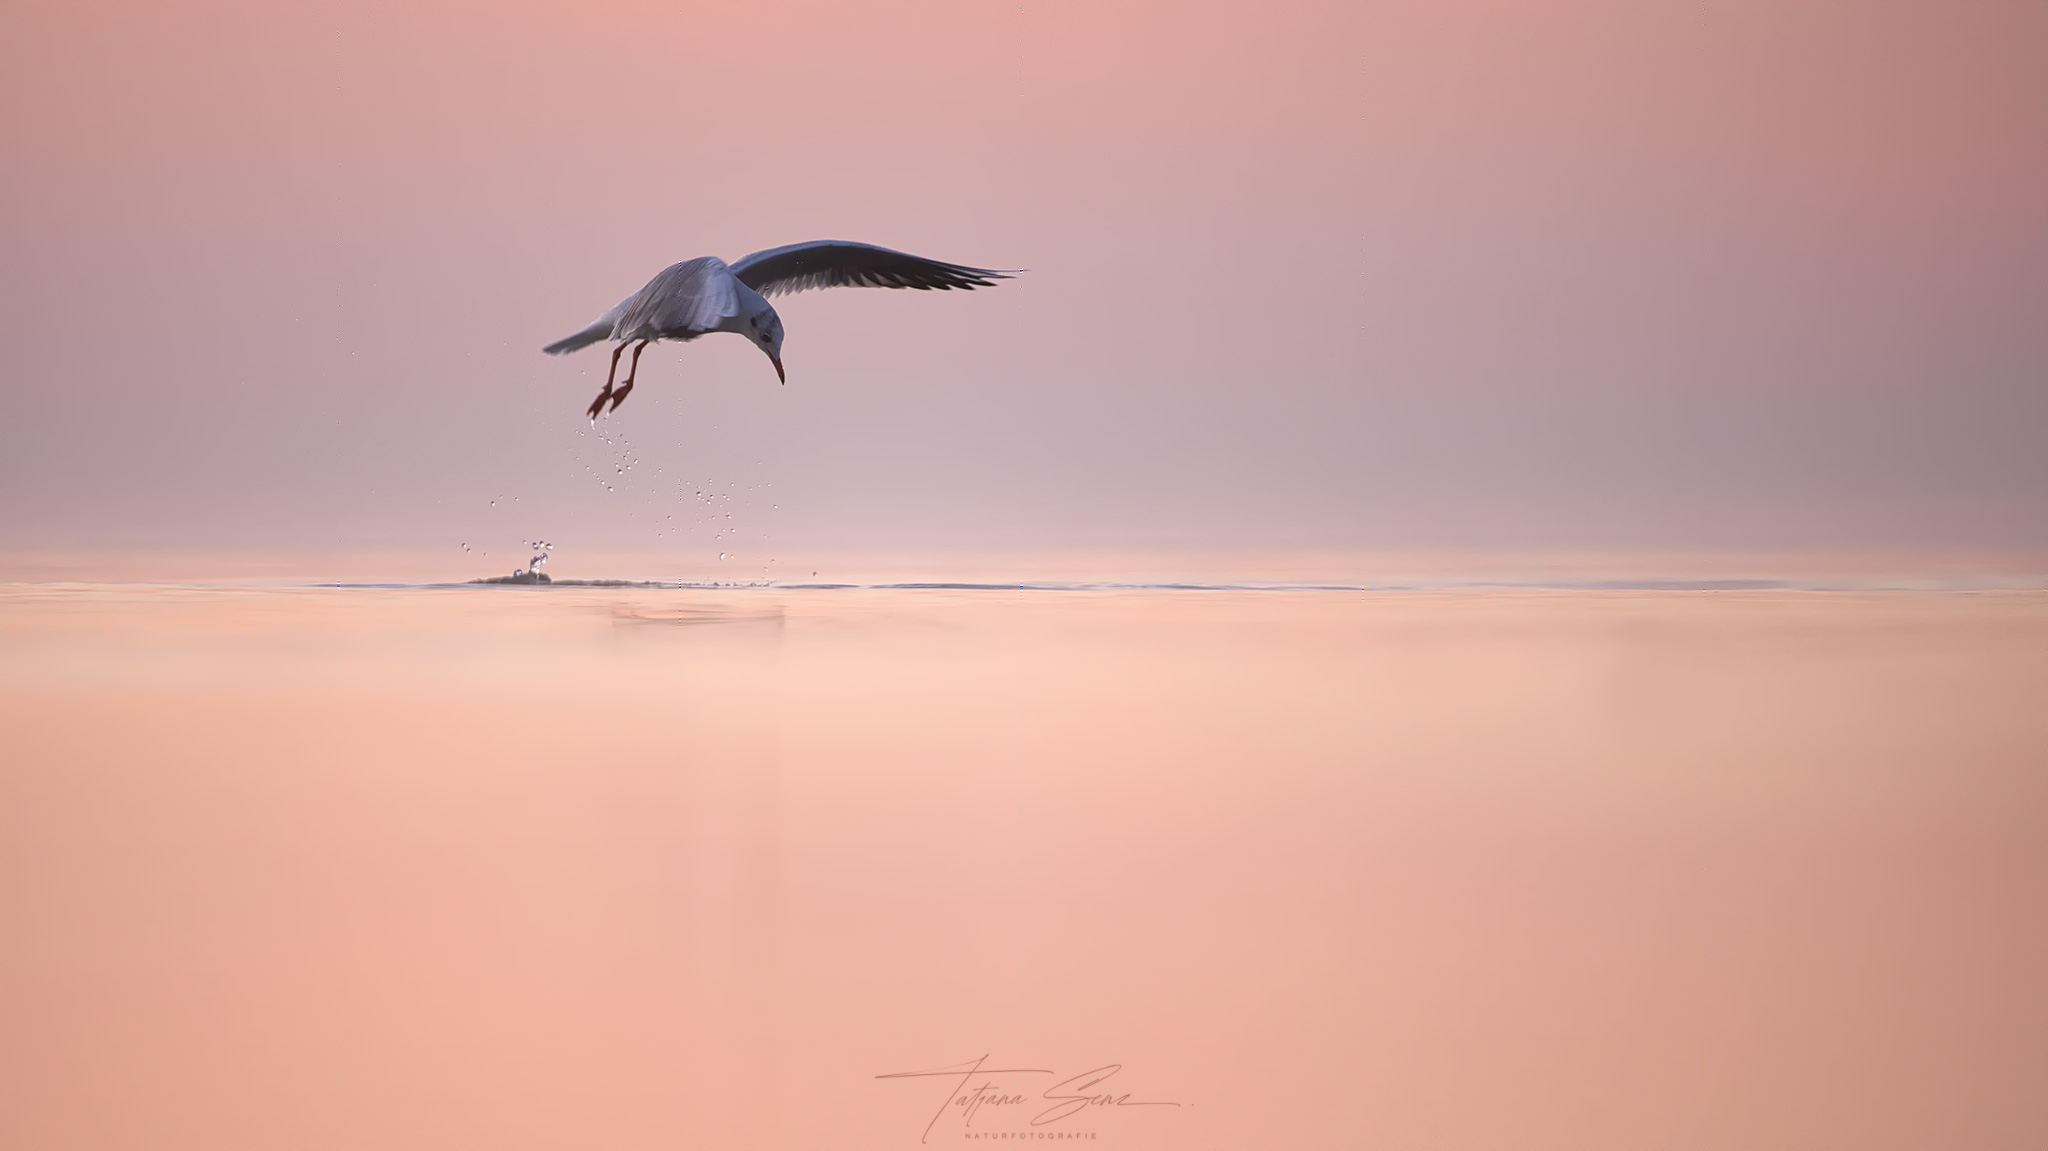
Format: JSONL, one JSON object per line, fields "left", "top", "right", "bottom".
{"left": 3, "top": 575, "right": 2044, "bottom": 1149}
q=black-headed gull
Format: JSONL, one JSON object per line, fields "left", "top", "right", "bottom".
{"left": 544, "top": 241, "right": 1014, "bottom": 420}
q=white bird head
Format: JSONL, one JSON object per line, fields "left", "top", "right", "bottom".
{"left": 745, "top": 304, "right": 786, "bottom": 384}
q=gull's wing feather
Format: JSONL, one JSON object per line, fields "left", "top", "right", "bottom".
{"left": 546, "top": 258, "right": 741, "bottom": 354}
{"left": 615, "top": 257, "right": 740, "bottom": 340}
{"left": 729, "top": 241, "right": 1014, "bottom": 298}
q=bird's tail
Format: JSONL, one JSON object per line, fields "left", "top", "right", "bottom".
{"left": 542, "top": 320, "right": 613, "bottom": 356}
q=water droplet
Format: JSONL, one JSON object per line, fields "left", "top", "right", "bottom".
{"left": 718, "top": 552, "right": 727, "bottom": 561}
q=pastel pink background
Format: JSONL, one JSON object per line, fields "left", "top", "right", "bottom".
{"left": 3, "top": 1, "right": 2045, "bottom": 563}
{"left": 3, "top": 6, "right": 2046, "bottom": 1149}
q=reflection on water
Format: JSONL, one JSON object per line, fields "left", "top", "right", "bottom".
{"left": 1, "top": 571, "right": 2045, "bottom": 1150}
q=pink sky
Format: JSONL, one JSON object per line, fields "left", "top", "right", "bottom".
{"left": 2, "top": 1, "right": 2043, "bottom": 560}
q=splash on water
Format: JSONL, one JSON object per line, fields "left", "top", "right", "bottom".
{"left": 471, "top": 539, "right": 554, "bottom": 584}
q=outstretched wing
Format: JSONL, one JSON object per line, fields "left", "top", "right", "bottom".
{"left": 729, "top": 241, "right": 1014, "bottom": 298}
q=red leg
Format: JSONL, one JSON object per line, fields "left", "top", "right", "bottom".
{"left": 609, "top": 339, "right": 650, "bottom": 412}
{"left": 587, "top": 341, "right": 628, "bottom": 420}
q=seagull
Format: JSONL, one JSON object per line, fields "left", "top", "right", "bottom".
{"left": 543, "top": 240, "right": 1015, "bottom": 420}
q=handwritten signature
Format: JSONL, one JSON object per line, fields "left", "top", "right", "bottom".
{"left": 877, "top": 1053, "right": 1181, "bottom": 1143}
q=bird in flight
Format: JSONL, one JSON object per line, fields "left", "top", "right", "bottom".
{"left": 543, "top": 240, "right": 1015, "bottom": 420}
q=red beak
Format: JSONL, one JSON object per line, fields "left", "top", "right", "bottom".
{"left": 770, "top": 355, "right": 785, "bottom": 384}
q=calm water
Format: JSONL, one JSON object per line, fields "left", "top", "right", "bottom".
{"left": 3, "top": 567, "right": 2045, "bottom": 1149}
